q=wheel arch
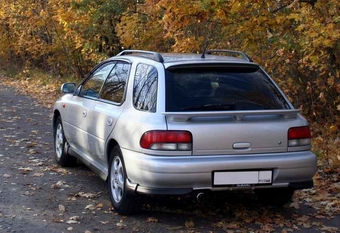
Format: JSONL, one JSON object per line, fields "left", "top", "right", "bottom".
{"left": 52, "top": 110, "right": 61, "bottom": 134}
{"left": 106, "top": 138, "right": 119, "bottom": 179}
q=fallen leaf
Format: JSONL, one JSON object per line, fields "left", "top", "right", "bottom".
{"left": 319, "top": 226, "right": 339, "bottom": 233}
{"left": 32, "top": 173, "right": 44, "bottom": 177}
{"left": 116, "top": 220, "right": 125, "bottom": 229}
{"left": 330, "top": 183, "right": 340, "bottom": 192}
{"left": 73, "top": 191, "right": 102, "bottom": 199}
{"left": 69, "top": 216, "right": 79, "bottom": 221}
{"left": 262, "top": 223, "right": 274, "bottom": 232}
{"left": 66, "top": 220, "right": 78, "bottom": 224}
{"left": 214, "top": 221, "right": 225, "bottom": 228}
{"left": 296, "top": 215, "right": 309, "bottom": 222}
{"left": 19, "top": 167, "right": 33, "bottom": 173}
{"left": 31, "top": 130, "right": 39, "bottom": 135}
{"left": 85, "top": 204, "right": 96, "bottom": 210}
{"left": 51, "top": 181, "right": 65, "bottom": 189}
{"left": 312, "top": 221, "right": 324, "bottom": 226}
{"left": 289, "top": 202, "right": 300, "bottom": 209}
{"left": 146, "top": 217, "right": 159, "bottom": 223}
{"left": 185, "top": 220, "right": 195, "bottom": 228}
{"left": 302, "top": 223, "right": 312, "bottom": 228}
{"left": 28, "top": 149, "right": 38, "bottom": 155}
{"left": 54, "top": 218, "right": 64, "bottom": 223}
{"left": 58, "top": 204, "right": 66, "bottom": 212}
{"left": 24, "top": 191, "right": 34, "bottom": 196}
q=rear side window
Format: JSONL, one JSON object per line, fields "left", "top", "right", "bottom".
{"left": 133, "top": 63, "right": 158, "bottom": 112}
{"left": 165, "top": 67, "right": 289, "bottom": 111}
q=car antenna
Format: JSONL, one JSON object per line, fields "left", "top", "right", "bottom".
{"left": 201, "top": 42, "right": 209, "bottom": 59}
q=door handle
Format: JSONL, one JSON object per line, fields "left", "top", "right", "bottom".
{"left": 82, "top": 110, "right": 87, "bottom": 117}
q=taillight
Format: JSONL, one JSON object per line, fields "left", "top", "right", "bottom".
{"left": 288, "top": 126, "right": 311, "bottom": 147}
{"left": 140, "top": 130, "right": 192, "bottom": 151}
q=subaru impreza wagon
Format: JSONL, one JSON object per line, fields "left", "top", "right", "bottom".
{"left": 52, "top": 49, "right": 317, "bottom": 214}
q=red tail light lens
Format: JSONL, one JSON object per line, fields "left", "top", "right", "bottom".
{"left": 140, "top": 130, "right": 192, "bottom": 151}
{"left": 288, "top": 126, "right": 311, "bottom": 147}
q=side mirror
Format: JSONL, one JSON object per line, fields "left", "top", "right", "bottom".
{"left": 61, "top": 83, "right": 76, "bottom": 94}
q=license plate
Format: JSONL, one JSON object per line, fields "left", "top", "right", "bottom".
{"left": 213, "top": 170, "right": 272, "bottom": 186}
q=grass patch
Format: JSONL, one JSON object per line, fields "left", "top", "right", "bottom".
{"left": 0, "top": 62, "right": 80, "bottom": 87}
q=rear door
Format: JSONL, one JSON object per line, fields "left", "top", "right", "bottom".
{"left": 86, "top": 61, "right": 131, "bottom": 167}
{"left": 164, "top": 65, "right": 302, "bottom": 155}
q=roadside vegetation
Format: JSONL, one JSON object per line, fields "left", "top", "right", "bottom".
{"left": 0, "top": 0, "right": 339, "bottom": 170}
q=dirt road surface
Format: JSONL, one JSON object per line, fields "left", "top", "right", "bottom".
{"left": 1, "top": 84, "right": 339, "bottom": 233}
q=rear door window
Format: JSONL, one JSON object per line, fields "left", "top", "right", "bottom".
{"left": 100, "top": 61, "right": 131, "bottom": 103}
{"left": 165, "top": 66, "right": 289, "bottom": 111}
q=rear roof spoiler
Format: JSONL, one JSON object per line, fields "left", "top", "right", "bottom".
{"left": 163, "top": 109, "right": 301, "bottom": 122}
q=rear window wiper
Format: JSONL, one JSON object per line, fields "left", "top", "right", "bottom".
{"left": 181, "top": 103, "right": 236, "bottom": 111}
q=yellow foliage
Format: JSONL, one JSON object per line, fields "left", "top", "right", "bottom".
{"left": 116, "top": 0, "right": 340, "bottom": 168}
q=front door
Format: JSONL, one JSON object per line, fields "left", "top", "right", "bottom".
{"left": 63, "top": 62, "right": 116, "bottom": 157}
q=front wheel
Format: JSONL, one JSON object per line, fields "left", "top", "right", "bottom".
{"left": 53, "top": 116, "right": 77, "bottom": 166}
{"left": 255, "top": 188, "right": 295, "bottom": 206}
{"left": 108, "top": 146, "right": 142, "bottom": 215}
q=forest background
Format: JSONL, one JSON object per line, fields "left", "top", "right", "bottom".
{"left": 0, "top": 0, "right": 339, "bottom": 169}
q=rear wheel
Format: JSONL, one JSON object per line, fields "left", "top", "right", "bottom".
{"left": 54, "top": 116, "right": 77, "bottom": 166}
{"left": 255, "top": 188, "right": 295, "bottom": 206}
{"left": 108, "top": 146, "right": 142, "bottom": 215}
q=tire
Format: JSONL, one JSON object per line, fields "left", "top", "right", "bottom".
{"left": 53, "top": 116, "right": 77, "bottom": 166}
{"left": 108, "top": 146, "right": 142, "bottom": 215}
{"left": 255, "top": 188, "right": 295, "bottom": 206}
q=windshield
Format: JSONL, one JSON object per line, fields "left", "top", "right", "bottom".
{"left": 165, "top": 66, "right": 289, "bottom": 112}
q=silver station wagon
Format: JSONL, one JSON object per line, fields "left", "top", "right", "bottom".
{"left": 53, "top": 50, "right": 317, "bottom": 214}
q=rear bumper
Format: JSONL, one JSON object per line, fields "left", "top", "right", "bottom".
{"left": 122, "top": 149, "right": 317, "bottom": 195}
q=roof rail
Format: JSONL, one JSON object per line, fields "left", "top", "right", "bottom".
{"left": 116, "top": 50, "right": 164, "bottom": 62}
{"left": 204, "top": 50, "right": 253, "bottom": 62}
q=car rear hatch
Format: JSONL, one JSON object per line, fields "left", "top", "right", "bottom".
{"left": 164, "top": 64, "right": 305, "bottom": 155}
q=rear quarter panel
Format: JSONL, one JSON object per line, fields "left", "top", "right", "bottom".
{"left": 109, "top": 61, "right": 168, "bottom": 154}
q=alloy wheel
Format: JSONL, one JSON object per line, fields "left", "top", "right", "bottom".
{"left": 55, "top": 123, "right": 64, "bottom": 159}
{"left": 110, "top": 156, "right": 125, "bottom": 203}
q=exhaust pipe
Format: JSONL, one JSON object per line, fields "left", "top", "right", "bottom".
{"left": 196, "top": 192, "right": 205, "bottom": 203}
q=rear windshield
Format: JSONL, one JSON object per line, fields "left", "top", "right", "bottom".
{"left": 165, "top": 67, "right": 289, "bottom": 111}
